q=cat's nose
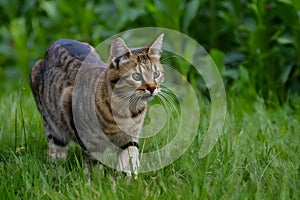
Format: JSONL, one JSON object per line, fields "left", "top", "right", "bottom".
{"left": 148, "top": 87, "right": 156, "bottom": 94}
{"left": 145, "top": 83, "right": 156, "bottom": 94}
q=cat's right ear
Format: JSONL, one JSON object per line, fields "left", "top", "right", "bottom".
{"left": 109, "top": 37, "right": 131, "bottom": 69}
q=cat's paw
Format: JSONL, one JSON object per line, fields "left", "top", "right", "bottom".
{"left": 117, "top": 146, "right": 139, "bottom": 179}
{"left": 48, "top": 140, "right": 68, "bottom": 160}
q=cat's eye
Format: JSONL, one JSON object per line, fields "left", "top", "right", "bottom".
{"left": 153, "top": 71, "right": 160, "bottom": 79}
{"left": 132, "top": 73, "right": 142, "bottom": 81}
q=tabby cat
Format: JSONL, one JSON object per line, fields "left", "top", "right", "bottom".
{"left": 30, "top": 34, "right": 164, "bottom": 179}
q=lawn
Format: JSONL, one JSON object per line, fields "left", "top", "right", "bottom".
{"left": 0, "top": 83, "right": 299, "bottom": 199}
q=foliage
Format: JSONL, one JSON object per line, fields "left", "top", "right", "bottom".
{"left": 187, "top": 0, "right": 300, "bottom": 102}
{"left": 0, "top": 0, "right": 300, "bottom": 102}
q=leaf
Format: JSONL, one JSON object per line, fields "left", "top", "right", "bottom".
{"left": 151, "top": 0, "right": 182, "bottom": 30}
{"left": 278, "top": 0, "right": 292, "bottom": 5}
{"left": 249, "top": 27, "right": 268, "bottom": 52}
{"left": 40, "top": 1, "right": 59, "bottom": 22}
{"left": 280, "top": 125, "right": 286, "bottom": 137}
{"left": 276, "top": 34, "right": 295, "bottom": 45}
{"left": 182, "top": 0, "right": 200, "bottom": 33}
{"left": 224, "top": 51, "right": 245, "bottom": 65}
{"left": 292, "top": 0, "right": 300, "bottom": 10}
{"left": 0, "top": 0, "right": 18, "bottom": 20}
{"left": 280, "top": 64, "right": 293, "bottom": 84}
{"left": 275, "top": 4, "right": 299, "bottom": 28}
{"left": 210, "top": 49, "right": 224, "bottom": 71}
{"left": 239, "top": 65, "right": 250, "bottom": 83}
{"left": 222, "top": 68, "right": 239, "bottom": 80}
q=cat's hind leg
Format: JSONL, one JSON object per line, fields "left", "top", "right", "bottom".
{"left": 47, "top": 135, "right": 68, "bottom": 160}
{"left": 44, "top": 123, "right": 69, "bottom": 160}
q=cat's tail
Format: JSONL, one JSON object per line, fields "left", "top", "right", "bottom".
{"left": 30, "top": 60, "right": 43, "bottom": 93}
{"left": 29, "top": 59, "right": 44, "bottom": 111}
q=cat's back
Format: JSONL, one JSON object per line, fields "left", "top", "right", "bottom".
{"left": 31, "top": 39, "right": 103, "bottom": 118}
{"left": 30, "top": 39, "right": 103, "bottom": 90}
{"left": 30, "top": 39, "right": 105, "bottom": 144}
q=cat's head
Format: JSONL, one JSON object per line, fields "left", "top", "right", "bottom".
{"left": 108, "top": 34, "right": 164, "bottom": 102}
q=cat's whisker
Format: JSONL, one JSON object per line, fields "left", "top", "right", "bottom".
{"left": 115, "top": 93, "right": 140, "bottom": 116}
{"left": 115, "top": 97, "right": 133, "bottom": 116}
{"left": 111, "top": 93, "right": 132, "bottom": 105}
{"left": 157, "top": 101, "right": 173, "bottom": 124}
{"left": 158, "top": 99, "right": 174, "bottom": 119}
{"left": 159, "top": 86, "right": 177, "bottom": 104}
{"left": 157, "top": 92, "right": 179, "bottom": 118}
{"left": 156, "top": 94, "right": 173, "bottom": 115}
{"left": 155, "top": 96, "right": 174, "bottom": 132}
{"left": 110, "top": 90, "right": 138, "bottom": 106}
{"left": 112, "top": 90, "right": 134, "bottom": 99}
{"left": 160, "top": 88, "right": 176, "bottom": 102}
{"left": 160, "top": 86, "right": 179, "bottom": 104}
{"left": 128, "top": 94, "right": 142, "bottom": 110}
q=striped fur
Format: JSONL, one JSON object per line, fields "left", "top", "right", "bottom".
{"left": 30, "top": 34, "right": 164, "bottom": 178}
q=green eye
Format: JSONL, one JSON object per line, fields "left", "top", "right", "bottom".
{"left": 153, "top": 71, "right": 160, "bottom": 79}
{"left": 132, "top": 73, "right": 142, "bottom": 81}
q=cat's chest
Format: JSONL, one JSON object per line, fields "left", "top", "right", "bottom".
{"left": 109, "top": 109, "right": 146, "bottom": 134}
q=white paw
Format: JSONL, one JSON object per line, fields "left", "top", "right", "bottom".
{"left": 49, "top": 150, "right": 67, "bottom": 160}
{"left": 117, "top": 146, "right": 139, "bottom": 178}
{"left": 48, "top": 140, "right": 68, "bottom": 160}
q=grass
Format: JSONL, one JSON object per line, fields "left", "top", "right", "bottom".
{"left": 0, "top": 83, "right": 299, "bottom": 199}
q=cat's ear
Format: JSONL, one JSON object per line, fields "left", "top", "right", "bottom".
{"left": 148, "top": 33, "right": 164, "bottom": 59}
{"left": 109, "top": 37, "right": 131, "bottom": 65}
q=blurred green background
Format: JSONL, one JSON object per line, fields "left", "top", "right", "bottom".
{"left": 0, "top": 0, "right": 300, "bottom": 103}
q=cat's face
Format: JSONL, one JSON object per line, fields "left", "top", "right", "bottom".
{"left": 108, "top": 34, "right": 164, "bottom": 102}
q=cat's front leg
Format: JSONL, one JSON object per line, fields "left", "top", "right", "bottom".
{"left": 117, "top": 145, "right": 139, "bottom": 180}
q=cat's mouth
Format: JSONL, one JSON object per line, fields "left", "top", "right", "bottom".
{"left": 141, "top": 94, "right": 155, "bottom": 101}
{"left": 139, "top": 88, "right": 159, "bottom": 101}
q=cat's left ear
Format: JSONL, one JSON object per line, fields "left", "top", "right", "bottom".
{"left": 148, "top": 33, "right": 164, "bottom": 59}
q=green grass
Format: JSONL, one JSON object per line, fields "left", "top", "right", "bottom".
{"left": 0, "top": 84, "right": 299, "bottom": 199}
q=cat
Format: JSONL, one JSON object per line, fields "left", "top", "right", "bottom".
{"left": 30, "top": 34, "right": 164, "bottom": 179}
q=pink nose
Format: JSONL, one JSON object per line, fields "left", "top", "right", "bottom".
{"left": 148, "top": 86, "right": 156, "bottom": 94}
{"left": 145, "top": 84, "right": 156, "bottom": 94}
